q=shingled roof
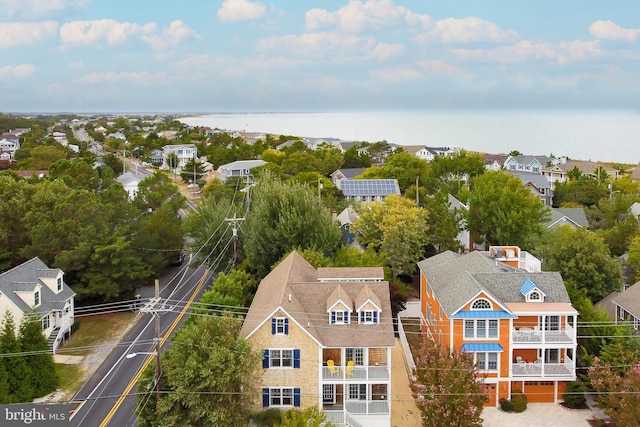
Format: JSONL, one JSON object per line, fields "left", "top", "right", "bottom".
{"left": 241, "top": 251, "right": 395, "bottom": 347}
{"left": 417, "top": 251, "right": 571, "bottom": 316}
{"left": 0, "top": 257, "right": 75, "bottom": 318}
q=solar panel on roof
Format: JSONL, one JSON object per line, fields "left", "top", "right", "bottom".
{"left": 338, "top": 179, "right": 399, "bottom": 196}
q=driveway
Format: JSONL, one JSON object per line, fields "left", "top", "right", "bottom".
{"left": 482, "top": 403, "right": 594, "bottom": 426}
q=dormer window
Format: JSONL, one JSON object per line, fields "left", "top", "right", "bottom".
{"left": 57, "top": 277, "right": 62, "bottom": 292}
{"left": 34, "top": 290, "right": 40, "bottom": 307}
{"left": 331, "top": 311, "right": 350, "bottom": 324}
{"left": 471, "top": 298, "right": 492, "bottom": 310}
{"left": 529, "top": 291, "right": 541, "bottom": 301}
{"left": 360, "top": 310, "right": 378, "bottom": 324}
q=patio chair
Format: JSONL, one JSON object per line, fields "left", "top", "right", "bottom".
{"left": 345, "top": 360, "right": 355, "bottom": 377}
{"left": 327, "top": 359, "right": 338, "bottom": 377}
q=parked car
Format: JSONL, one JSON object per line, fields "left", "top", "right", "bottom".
{"left": 171, "top": 251, "right": 186, "bottom": 266}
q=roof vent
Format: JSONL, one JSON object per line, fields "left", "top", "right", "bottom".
{"left": 288, "top": 293, "right": 292, "bottom": 302}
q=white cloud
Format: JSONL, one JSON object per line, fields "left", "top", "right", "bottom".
{"left": 589, "top": 20, "right": 640, "bottom": 43}
{"left": 217, "top": 0, "right": 266, "bottom": 23}
{"left": 453, "top": 40, "right": 601, "bottom": 64}
{"left": 306, "top": 0, "right": 430, "bottom": 33}
{"left": 142, "top": 20, "right": 200, "bottom": 52}
{"left": 75, "top": 70, "right": 165, "bottom": 85}
{"left": 415, "top": 59, "right": 458, "bottom": 75}
{"left": 0, "top": 21, "right": 58, "bottom": 49}
{"left": 414, "top": 17, "right": 518, "bottom": 44}
{"left": 369, "top": 66, "right": 422, "bottom": 82}
{"left": 258, "top": 32, "right": 375, "bottom": 58}
{"left": 0, "top": 0, "right": 89, "bottom": 19}
{"left": 60, "top": 19, "right": 156, "bottom": 47}
{"left": 0, "top": 63, "right": 36, "bottom": 78}
{"left": 68, "top": 61, "right": 84, "bottom": 69}
{"left": 371, "top": 43, "right": 404, "bottom": 61}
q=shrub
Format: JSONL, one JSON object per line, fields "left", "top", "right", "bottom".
{"left": 499, "top": 397, "right": 514, "bottom": 412}
{"left": 563, "top": 381, "right": 586, "bottom": 407}
{"left": 512, "top": 392, "right": 528, "bottom": 413}
{"left": 499, "top": 393, "right": 527, "bottom": 413}
{"left": 250, "top": 408, "right": 282, "bottom": 427}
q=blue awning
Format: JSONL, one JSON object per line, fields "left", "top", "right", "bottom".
{"left": 450, "top": 310, "right": 516, "bottom": 319}
{"left": 461, "top": 343, "right": 504, "bottom": 352}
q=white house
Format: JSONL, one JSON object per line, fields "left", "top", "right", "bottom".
{"left": 217, "top": 159, "right": 266, "bottom": 182}
{"left": 162, "top": 144, "right": 198, "bottom": 171}
{"left": 117, "top": 172, "right": 145, "bottom": 199}
{"left": 0, "top": 258, "right": 76, "bottom": 354}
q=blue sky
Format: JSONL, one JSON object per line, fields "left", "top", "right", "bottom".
{"left": 1, "top": 0, "right": 639, "bottom": 112}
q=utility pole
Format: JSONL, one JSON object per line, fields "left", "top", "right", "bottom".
{"left": 317, "top": 178, "right": 323, "bottom": 200}
{"left": 154, "top": 279, "right": 161, "bottom": 403}
{"left": 416, "top": 176, "right": 419, "bottom": 207}
{"left": 225, "top": 214, "right": 245, "bottom": 270}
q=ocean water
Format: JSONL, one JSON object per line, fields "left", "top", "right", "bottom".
{"left": 179, "top": 111, "right": 640, "bottom": 165}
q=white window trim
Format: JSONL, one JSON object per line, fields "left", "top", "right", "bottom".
{"left": 274, "top": 317, "right": 287, "bottom": 335}
{"left": 471, "top": 298, "right": 493, "bottom": 310}
{"left": 464, "top": 319, "right": 499, "bottom": 339}
{"left": 269, "top": 349, "right": 294, "bottom": 369}
{"left": 474, "top": 352, "right": 499, "bottom": 372}
{"left": 269, "top": 387, "right": 294, "bottom": 407}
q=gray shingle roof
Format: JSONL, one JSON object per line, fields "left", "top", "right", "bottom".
{"left": 0, "top": 257, "right": 75, "bottom": 317}
{"left": 417, "top": 251, "right": 570, "bottom": 316}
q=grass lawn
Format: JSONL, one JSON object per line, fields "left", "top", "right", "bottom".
{"left": 54, "top": 312, "right": 137, "bottom": 396}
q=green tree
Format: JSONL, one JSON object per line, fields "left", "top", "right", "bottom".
{"left": 192, "top": 270, "right": 258, "bottom": 317}
{"left": 180, "top": 158, "right": 206, "bottom": 185}
{"left": 183, "top": 197, "right": 242, "bottom": 269}
{"left": 18, "top": 145, "right": 69, "bottom": 170}
{"left": 19, "top": 316, "right": 58, "bottom": 397}
{"left": 0, "top": 312, "right": 33, "bottom": 403}
{"left": 342, "top": 145, "right": 371, "bottom": 168}
{"left": 133, "top": 171, "right": 185, "bottom": 213}
{"left": 359, "top": 152, "right": 428, "bottom": 193}
{"left": 353, "top": 195, "right": 430, "bottom": 276}
{"left": 411, "top": 339, "right": 484, "bottom": 427}
{"left": 165, "top": 152, "right": 179, "bottom": 176}
{"left": 243, "top": 172, "right": 341, "bottom": 278}
{"left": 537, "top": 226, "right": 623, "bottom": 303}
{"left": 275, "top": 407, "right": 332, "bottom": 427}
{"left": 423, "top": 190, "right": 463, "bottom": 254}
{"left": 424, "top": 151, "right": 486, "bottom": 197}
{"left": 466, "top": 171, "right": 550, "bottom": 248}
{"left": 281, "top": 152, "right": 324, "bottom": 176}
{"left": 48, "top": 159, "right": 102, "bottom": 191}
{"left": 136, "top": 316, "right": 261, "bottom": 427}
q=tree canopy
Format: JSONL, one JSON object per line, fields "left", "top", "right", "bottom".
{"left": 466, "top": 171, "right": 550, "bottom": 248}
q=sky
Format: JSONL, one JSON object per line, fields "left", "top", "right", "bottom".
{"left": 1, "top": 0, "right": 640, "bottom": 113}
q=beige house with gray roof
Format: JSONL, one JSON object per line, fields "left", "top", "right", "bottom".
{"left": 241, "top": 251, "right": 395, "bottom": 427}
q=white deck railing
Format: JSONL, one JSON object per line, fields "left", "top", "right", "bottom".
{"left": 512, "top": 325, "right": 575, "bottom": 344}
{"left": 322, "top": 365, "right": 390, "bottom": 381}
{"left": 511, "top": 358, "right": 575, "bottom": 378}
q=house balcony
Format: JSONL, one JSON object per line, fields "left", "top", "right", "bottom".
{"left": 322, "top": 365, "right": 390, "bottom": 382}
{"left": 511, "top": 357, "right": 575, "bottom": 379}
{"left": 324, "top": 402, "right": 390, "bottom": 425}
{"left": 512, "top": 325, "right": 575, "bottom": 346}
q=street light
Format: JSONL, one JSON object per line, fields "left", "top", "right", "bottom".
{"left": 126, "top": 348, "right": 162, "bottom": 403}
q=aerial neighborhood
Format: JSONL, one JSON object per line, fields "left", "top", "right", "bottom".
{"left": 1, "top": 113, "right": 640, "bottom": 426}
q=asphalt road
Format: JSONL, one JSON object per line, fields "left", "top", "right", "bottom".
{"left": 69, "top": 261, "right": 214, "bottom": 427}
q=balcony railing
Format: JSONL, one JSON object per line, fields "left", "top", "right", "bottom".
{"left": 512, "top": 325, "right": 575, "bottom": 344}
{"left": 322, "top": 365, "right": 390, "bottom": 381}
{"left": 511, "top": 359, "right": 575, "bottom": 378}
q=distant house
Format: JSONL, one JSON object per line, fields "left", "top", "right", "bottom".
{"left": 241, "top": 251, "right": 395, "bottom": 426}
{"left": 630, "top": 162, "right": 640, "bottom": 181}
{"left": 611, "top": 281, "right": 640, "bottom": 334}
{"left": 336, "top": 179, "right": 400, "bottom": 202}
{"left": 504, "top": 155, "right": 552, "bottom": 174}
{"left": 330, "top": 168, "right": 367, "bottom": 186}
{"left": 405, "top": 146, "right": 458, "bottom": 162}
{"left": 542, "top": 160, "right": 620, "bottom": 187}
{"left": 217, "top": 159, "right": 266, "bottom": 182}
{"left": 545, "top": 208, "right": 588, "bottom": 229}
{"left": 484, "top": 153, "right": 509, "bottom": 171}
{"left": 108, "top": 131, "right": 127, "bottom": 141}
{"left": 117, "top": 172, "right": 145, "bottom": 199}
{"left": 162, "top": 144, "right": 197, "bottom": 171}
{"left": 336, "top": 205, "right": 362, "bottom": 247}
{"left": 506, "top": 170, "right": 554, "bottom": 206}
{"left": 0, "top": 134, "right": 20, "bottom": 160}
{"left": 0, "top": 257, "right": 76, "bottom": 354}
{"left": 150, "top": 149, "right": 164, "bottom": 165}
